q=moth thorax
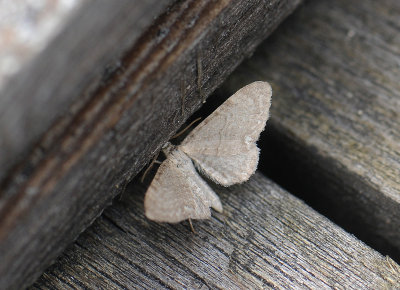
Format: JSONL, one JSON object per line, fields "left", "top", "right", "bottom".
{"left": 161, "top": 142, "right": 176, "bottom": 156}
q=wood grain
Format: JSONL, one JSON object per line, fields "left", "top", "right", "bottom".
{"left": 0, "top": 1, "right": 302, "bottom": 288}
{"left": 32, "top": 173, "right": 400, "bottom": 289}
{"left": 221, "top": 0, "right": 400, "bottom": 259}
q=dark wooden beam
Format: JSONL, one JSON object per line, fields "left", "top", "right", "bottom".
{"left": 0, "top": 0, "right": 173, "bottom": 182}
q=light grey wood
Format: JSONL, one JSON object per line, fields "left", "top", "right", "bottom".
{"left": 32, "top": 173, "right": 400, "bottom": 289}
{"left": 221, "top": 0, "right": 400, "bottom": 258}
{"left": 0, "top": 0, "right": 86, "bottom": 89}
{"left": 0, "top": 1, "right": 302, "bottom": 289}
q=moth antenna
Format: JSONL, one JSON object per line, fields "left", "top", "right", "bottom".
{"left": 141, "top": 153, "right": 160, "bottom": 183}
{"left": 197, "top": 53, "right": 205, "bottom": 103}
{"left": 181, "top": 79, "right": 186, "bottom": 117}
{"left": 188, "top": 218, "right": 196, "bottom": 233}
{"left": 172, "top": 117, "right": 201, "bottom": 139}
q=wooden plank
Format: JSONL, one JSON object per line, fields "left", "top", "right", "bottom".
{"left": 0, "top": 1, "right": 302, "bottom": 289}
{"left": 220, "top": 0, "right": 400, "bottom": 259}
{"left": 0, "top": 0, "right": 173, "bottom": 182}
{"left": 31, "top": 173, "right": 400, "bottom": 288}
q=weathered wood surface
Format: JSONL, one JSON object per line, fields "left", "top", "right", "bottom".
{"left": 0, "top": 1, "right": 302, "bottom": 289}
{"left": 32, "top": 173, "right": 400, "bottom": 289}
{"left": 221, "top": 0, "right": 400, "bottom": 259}
{"left": 0, "top": 0, "right": 173, "bottom": 182}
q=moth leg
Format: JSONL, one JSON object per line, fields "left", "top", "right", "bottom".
{"left": 188, "top": 218, "right": 196, "bottom": 234}
{"left": 117, "top": 179, "right": 130, "bottom": 201}
{"left": 141, "top": 153, "right": 161, "bottom": 182}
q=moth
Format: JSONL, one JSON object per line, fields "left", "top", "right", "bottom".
{"left": 144, "top": 81, "right": 272, "bottom": 223}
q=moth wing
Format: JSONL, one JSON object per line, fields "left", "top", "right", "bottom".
{"left": 144, "top": 149, "right": 222, "bottom": 223}
{"left": 180, "top": 81, "right": 272, "bottom": 186}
